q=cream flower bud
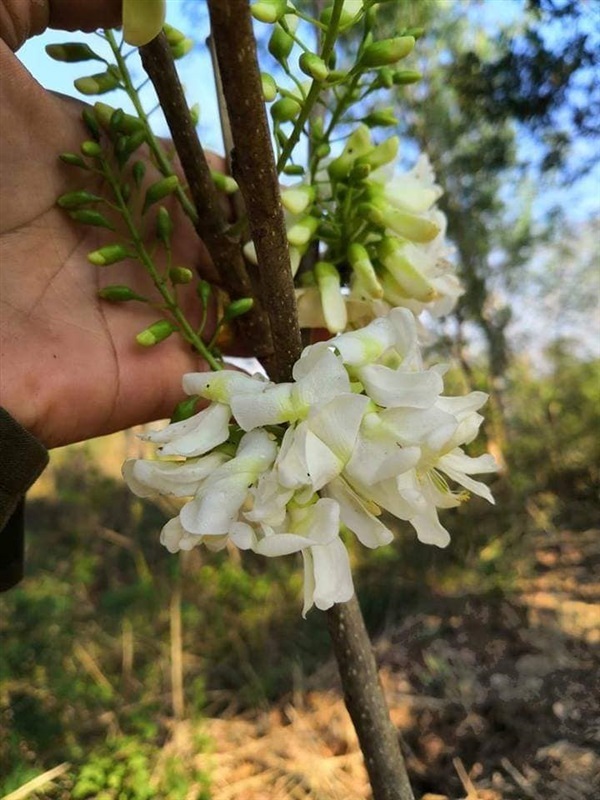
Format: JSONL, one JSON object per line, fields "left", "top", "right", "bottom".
{"left": 281, "top": 184, "right": 315, "bottom": 215}
{"left": 122, "top": 0, "right": 166, "bottom": 47}
{"left": 315, "top": 262, "right": 347, "bottom": 334}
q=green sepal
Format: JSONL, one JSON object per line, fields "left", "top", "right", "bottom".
{"left": 271, "top": 97, "right": 301, "bottom": 122}
{"left": 45, "top": 42, "right": 104, "bottom": 64}
{"left": 136, "top": 319, "right": 177, "bottom": 347}
{"left": 69, "top": 210, "right": 115, "bottom": 231}
{"left": 360, "top": 36, "right": 415, "bottom": 68}
{"left": 299, "top": 52, "right": 329, "bottom": 82}
{"left": 87, "top": 244, "right": 130, "bottom": 266}
{"left": 142, "top": 175, "right": 179, "bottom": 213}
{"left": 59, "top": 153, "right": 89, "bottom": 169}
{"left": 81, "top": 140, "right": 102, "bottom": 158}
{"left": 132, "top": 161, "right": 146, "bottom": 188}
{"left": 157, "top": 206, "right": 173, "bottom": 247}
{"left": 116, "top": 130, "right": 147, "bottom": 168}
{"left": 110, "top": 108, "right": 125, "bottom": 133}
{"left": 74, "top": 69, "right": 121, "bottom": 96}
{"left": 163, "top": 23, "right": 186, "bottom": 47}
{"left": 251, "top": 0, "right": 287, "bottom": 24}
{"left": 363, "top": 107, "right": 397, "bottom": 127}
{"left": 170, "top": 395, "right": 200, "bottom": 423}
{"left": 211, "top": 171, "right": 239, "bottom": 194}
{"left": 82, "top": 108, "right": 100, "bottom": 140}
{"left": 268, "top": 21, "right": 295, "bottom": 63}
{"left": 57, "top": 190, "right": 103, "bottom": 209}
{"left": 196, "top": 279, "right": 212, "bottom": 307}
{"left": 94, "top": 102, "right": 145, "bottom": 134}
{"left": 98, "top": 285, "right": 146, "bottom": 302}
{"left": 170, "top": 38, "right": 194, "bottom": 60}
{"left": 393, "top": 69, "right": 422, "bottom": 85}
{"left": 189, "top": 103, "right": 200, "bottom": 126}
{"left": 261, "top": 72, "right": 278, "bottom": 103}
{"left": 283, "top": 164, "right": 305, "bottom": 176}
{"left": 224, "top": 297, "right": 254, "bottom": 320}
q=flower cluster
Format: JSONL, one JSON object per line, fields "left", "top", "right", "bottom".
{"left": 124, "top": 308, "right": 496, "bottom": 615}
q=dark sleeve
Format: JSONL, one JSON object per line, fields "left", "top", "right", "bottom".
{"left": 0, "top": 407, "right": 49, "bottom": 591}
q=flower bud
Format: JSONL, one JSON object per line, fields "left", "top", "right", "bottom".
{"left": 363, "top": 107, "right": 397, "bottom": 127}
{"left": 82, "top": 108, "right": 101, "bottom": 140}
{"left": 327, "top": 125, "right": 373, "bottom": 180}
{"left": 393, "top": 69, "right": 422, "bottom": 85}
{"left": 94, "top": 102, "right": 145, "bottom": 134}
{"left": 281, "top": 184, "right": 315, "bottom": 215}
{"left": 46, "top": 42, "right": 103, "bottom": 63}
{"left": 355, "top": 135, "right": 399, "bottom": 170}
{"left": 163, "top": 23, "right": 186, "bottom": 46}
{"left": 98, "top": 285, "right": 146, "bottom": 302}
{"left": 405, "top": 26, "right": 425, "bottom": 40}
{"left": 169, "top": 267, "right": 194, "bottom": 284}
{"left": 378, "top": 238, "right": 436, "bottom": 301}
{"left": 117, "top": 130, "right": 147, "bottom": 166}
{"left": 320, "top": 1, "right": 363, "bottom": 31}
{"left": 121, "top": 183, "right": 132, "bottom": 203}
{"left": 211, "top": 171, "right": 239, "bottom": 194}
{"left": 367, "top": 198, "right": 440, "bottom": 242}
{"left": 142, "top": 175, "right": 179, "bottom": 213}
{"left": 268, "top": 16, "right": 298, "bottom": 63}
{"left": 69, "top": 210, "right": 115, "bottom": 230}
{"left": 170, "top": 38, "right": 194, "bottom": 60}
{"left": 136, "top": 319, "right": 177, "bottom": 347}
{"left": 348, "top": 243, "right": 383, "bottom": 298}
{"left": 196, "top": 279, "right": 212, "bottom": 307}
{"left": 132, "top": 160, "right": 146, "bottom": 188}
{"left": 287, "top": 215, "right": 319, "bottom": 247}
{"left": 224, "top": 298, "right": 254, "bottom": 320}
{"left": 171, "top": 395, "right": 200, "bottom": 423}
{"left": 59, "top": 153, "right": 89, "bottom": 169}
{"left": 348, "top": 162, "right": 371, "bottom": 183}
{"left": 123, "top": 0, "right": 166, "bottom": 46}
{"left": 156, "top": 206, "right": 173, "bottom": 246}
{"left": 299, "top": 52, "right": 329, "bottom": 82}
{"left": 315, "top": 143, "right": 331, "bottom": 159}
{"left": 88, "top": 244, "right": 131, "bottom": 266}
{"left": 57, "top": 190, "right": 103, "bottom": 209}
{"left": 110, "top": 108, "right": 125, "bottom": 132}
{"left": 261, "top": 72, "right": 278, "bottom": 102}
{"left": 360, "top": 36, "right": 415, "bottom": 68}
{"left": 251, "top": 0, "right": 287, "bottom": 23}
{"left": 189, "top": 103, "right": 200, "bottom": 125}
{"left": 315, "top": 261, "right": 347, "bottom": 333}
{"left": 81, "top": 140, "right": 102, "bottom": 158}
{"left": 271, "top": 97, "right": 302, "bottom": 122}
{"left": 74, "top": 70, "right": 121, "bottom": 96}
{"left": 283, "top": 164, "right": 305, "bottom": 176}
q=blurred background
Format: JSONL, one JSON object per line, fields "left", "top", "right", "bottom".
{"left": 1, "top": 1, "right": 598, "bottom": 798}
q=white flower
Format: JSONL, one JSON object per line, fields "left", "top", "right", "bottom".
{"left": 139, "top": 402, "right": 231, "bottom": 457}
{"left": 123, "top": 451, "right": 229, "bottom": 498}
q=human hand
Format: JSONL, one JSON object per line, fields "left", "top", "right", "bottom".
{"left": 0, "top": 1, "right": 224, "bottom": 449}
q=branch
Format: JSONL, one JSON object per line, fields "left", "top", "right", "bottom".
{"left": 206, "top": 0, "right": 302, "bottom": 382}
{"left": 139, "top": 33, "right": 274, "bottom": 361}
{"left": 326, "top": 595, "right": 415, "bottom": 800}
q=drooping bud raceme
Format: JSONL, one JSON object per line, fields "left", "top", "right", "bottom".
{"left": 123, "top": 309, "right": 496, "bottom": 616}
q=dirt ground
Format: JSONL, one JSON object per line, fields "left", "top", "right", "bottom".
{"left": 179, "top": 527, "right": 600, "bottom": 799}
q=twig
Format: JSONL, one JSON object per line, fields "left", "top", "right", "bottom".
{"left": 326, "top": 595, "right": 415, "bottom": 800}
{"left": 139, "top": 33, "right": 274, "bottom": 363}
{"left": 1, "top": 763, "right": 71, "bottom": 800}
{"left": 501, "top": 757, "right": 545, "bottom": 800}
{"left": 73, "top": 642, "right": 114, "bottom": 694}
{"left": 206, "top": 0, "right": 302, "bottom": 382}
{"left": 452, "top": 757, "right": 479, "bottom": 799}
{"left": 170, "top": 578, "right": 185, "bottom": 720}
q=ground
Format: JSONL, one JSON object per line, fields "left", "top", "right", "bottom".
{"left": 181, "top": 527, "right": 600, "bottom": 799}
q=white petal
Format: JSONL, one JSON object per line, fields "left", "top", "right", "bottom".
{"left": 277, "top": 423, "right": 311, "bottom": 489}
{"left": 231, "top": 383, "right": 294, "bottom": 430}
{"left": 440, "top": 449, "right": 498, "bottom": 475}
{"left": 324, "top": 478, "right": 394, "bottom": 548}
{"left": 255, "top": 532, "right": 315, "bottom": 556}
{"left": 410, "top": 504, "right": 451, "bottom": 548}
{"left": 310, "top": 538, "right": 354, "bottom": 611}
{"left": 308, "top": 393, "right": 370, "bottom": 461}
{"left": 141, "top": 403, "right": 231, "bottom": 457}
{"left": 304, "top": 429, "right": 344, "bottom": 490}
{"left": 292, "top": 347, "right": 350, "bottom": 411}
{"left": 436, "top": 392, "right": 489, "bottom": 418}
{"left": 229, "top": 522, "right": 258, "bottom": 550}
{"left": 333, "top": 316, "right": 396, "bottom": 366}
{"left": 382, "top": 407, "right": 458, "bottom": 452}
{"left": 289, "top": 497, "right": 340, "bottom": 546}
{"left": 359, "top": 365, "right": 443, "bottom": 408}
{"left": 183, "top": 370, "right": 267, "bottom": 404}
{"left": 122, "top": 452, "right": 228, "bottom": 497}
{"left": 301, "top": 548, "right": 316, "bottom": 617}
{"left": 438, "top": 461, "right": 496, "bottom": 504}
{"left": 160, "top": 517, "right": 199, "bottom": 553}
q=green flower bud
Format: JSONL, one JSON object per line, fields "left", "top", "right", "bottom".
{"left": 81, "top": 140, "right": 102, "bottom": 158}
{"left": 143, "top": 176, "right": 179, "bottom": 213}
{"left": 283, "top": 164, "right": 305, "bottom": 176}
{"left": 121, "top": 183, "right": 132, "bottom": 203}
{"left": 69, "top": 209, "right": 115, "bottom": 230}
{"left": 348, "top": 243, "right": 383, "bottom": 298}
{"left": 315, "top": 261, "right": 347, "bottom": 333}
{"left": 163, "top": 23, "right": 186, "bottom": 47}
{"left": 211, "top": 171, "right": 239, "bottom": 194}
{"left": 136, "top": 319, "right": 177, "bottom": 347}
{"left": 224, "top": 297, "right": 254, "bottom": 320}
{"left": 405, "top": 26, "right": 425, "bottom": 40}
{"left": 132, "top": 161, "right": 146, "bottom": 188}
{"left": 315, "top": 143, "right": 331, "bottom": 159}
{"left": 171, "top": 395, "right": 200, "bottom": 423}
{"left": 261, "top": 72, "right": 278, "bottom": 102}
{"left": 392, "top": 69, "right": 422, "bottom": 85}
{"left": 169, "top": 267, "right": 194, "bottom": 284}
{"left": 157, "top": 206, "right": 173, "bottom": 246}
{"left": 45, "top": 42, "right": 103, "bottom": 63}
{"left": 82, "top": 108, "right": 100, "bottom": 140}
{"left": 98, "top": 285, "right": 146, "bottom": 302}
{"left": 170, "top": 38, "right": 194, "bottom": 60}
{"left": 281, "top": 185, "right": 315, "bottom": 215}
{"left": 327, "top": 125, "right": 373, "bottom": 180}
{"left": 57, "top": 190, "right": 103, "bottom": 209}
{"left": 110, "top": 108, "right": 125, "bottom": 132}
{"left": 117, "top": 129, "right": 147, "bottom": 166}
{"left": 363, "top": 107, "right": 397, "bottom": 127}
{"left": 287, "top": 215, "right": 319, "bottom": 247}
{"left": 94, "top": 102, "right": 145, "bottom": 134}
{"left": 270, "top": 97, "right": 302, "bottom": 123}
{"left": 74, "top": 69, "right": 121, "bottom": 96}
{"left": 372, "top": 67, "right": 394, "bottom": 89}
{"left": 251, "top": 0, "right": 287, "bottom": 23}
{"left": 378, "top": 237, "right": 436, "bottom": 301}
{"left": 88, "top": 244, "right": 130, "bottom": 266}
{"left": 321, "top": 1, "right": 363, "bottom": 32}
{"left": 366, "top": 199, "right": 440, "bottom": 242}
{"left": 189, "top": 103, "right": 200, "bottom": 126}
{"left": 299, "top": 52, "right": 329, "bottom": 82}
{"left": 59, "top": 152, "right": 89, "bottom": 169}
{"left": 123, "top": 0, "right": 166, "bottom": 46}
{"left": 360, "top": 36, "right": 415, "bottom": 68}
{"left": 348, "top": 162, "right": 371, "bottom": 183}
{"left": 355, "top": 135, "right": 399, "bottom": 170}
{"left": 196, "top": 279, "right": 212, "bottom": 307}
{"left": 268, "top": 16, "right": 298, "bottom": 63}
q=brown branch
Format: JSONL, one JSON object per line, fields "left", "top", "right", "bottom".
{"left": 206, "top": 0, "right": 303, "bottom": 382}
{"left": 326, "top": 595, "right": 415, "bottom": 800}
{"left": 139, "top": 33, "right": 274, "bottom": 361}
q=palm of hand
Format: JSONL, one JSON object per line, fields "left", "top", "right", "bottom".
{"left": 0, "top": 45, "right": 215, "bottom": 448}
